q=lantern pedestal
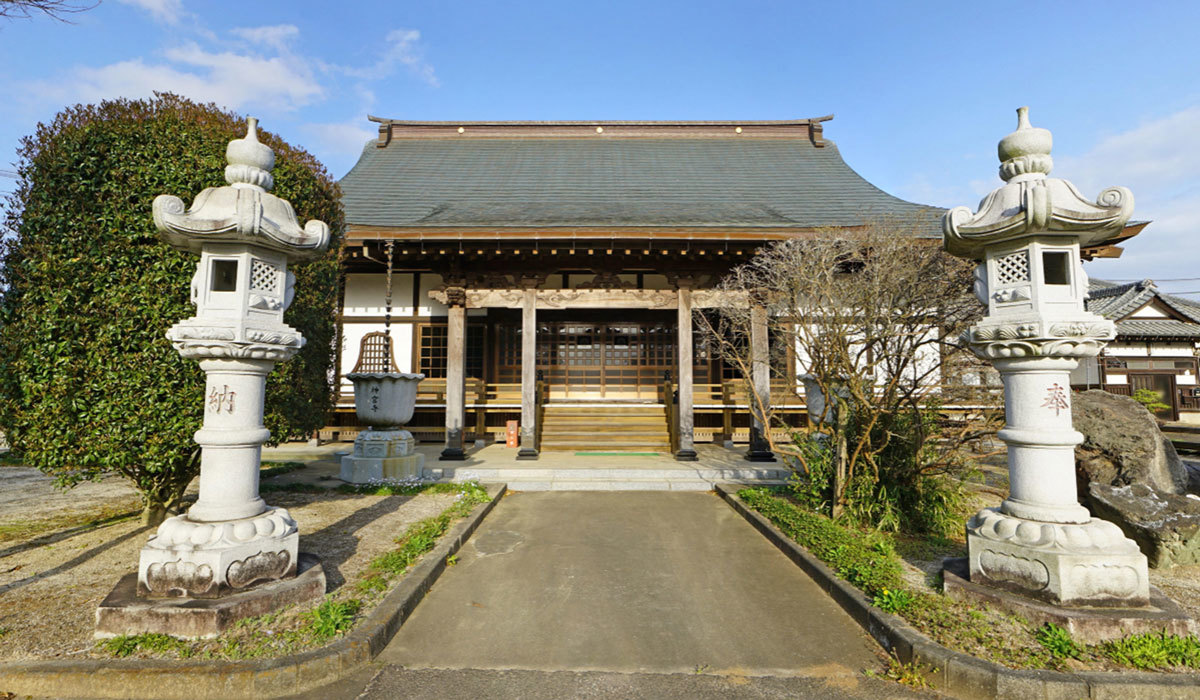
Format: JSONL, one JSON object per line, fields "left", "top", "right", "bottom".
{"left": 339, "top": 372, "right": 425, "bottom": 484}
{"left": 340, "top": 428, "right": 424, "bottom": 483}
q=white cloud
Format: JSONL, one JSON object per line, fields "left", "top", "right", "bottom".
{"left": 1056, "top": 106, "right": 1200, "bottom": 285}
{"left": 303, "top": 121, "right": 377, "bottom": 158}
{"left": 116, "top": 0, "right": 185, "bottom": 25}
{"left": 24, "top": 39, "right": 323, "bottom": 114}
{"left": 230, "top": 25, "right": 300, "bottom": 54}
{"left": 333, "top": 27, "right": 439, "bottom": 87}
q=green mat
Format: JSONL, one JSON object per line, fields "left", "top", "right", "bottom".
{"left": 574, "top": 452, "right": 660, "bottom": 457}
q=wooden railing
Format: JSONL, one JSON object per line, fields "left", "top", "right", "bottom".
{"left": 535, "top": 380, "right": 547, "bottom": 451}
{"left": 662, "top": 380, "right": 678, "bottom": 454}
{"left": 331, "top": 379, "right": 1006, "bottom": 445}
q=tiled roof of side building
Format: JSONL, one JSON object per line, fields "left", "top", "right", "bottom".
{"left": 338, "top": 120, "right": 942, "bottom": 232}
{"left": 1088, "top": 279, "right": 1200, "bottom": 333}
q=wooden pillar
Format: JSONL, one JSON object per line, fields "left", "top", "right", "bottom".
{"left": 517, "top": 278, "right": 539, "bottom": 460}
{"left": 675, "top": 279, "right": 697, "bottom": 461}
{"left": 440, "top": 287, "right": 467, "bottom": 460}
{"left": 746, "top": 294, "right": 776, "bottom": 462}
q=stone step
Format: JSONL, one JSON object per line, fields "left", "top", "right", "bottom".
{"left": 544, "top": 408, "right": 667, "bottom": 413}
{"left": 539, "top": 445, "right": 671, "bottom": 453}
{"left": 540, "top": 428, "right": 667, "bottom": 437}
{"left": 423, "top": 467, "right": 791, "bottom": 481}
{"left": 493, "top": 479, "right": 789, "bottom": 492}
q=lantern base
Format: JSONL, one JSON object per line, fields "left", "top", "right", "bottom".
{"left": 98, "top": 553, "right": 325, "bottom": 640}
{"left": 965, "top": 507, "right": 1150, "bottom": 607}
{"left": 943, "top": 558, "right": 1191, "bottom": 643}
{"left": 340, "top": 428, "right": 424, "bottom": 484}
{"left": 136, "top": 507, "right": 299, "bottom": 599}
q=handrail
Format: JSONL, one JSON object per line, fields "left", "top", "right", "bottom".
{"left": 535, "top": 380, "right": 547, "bottom": 451}
{"left": 662, "top": 380, "right": 678, "bottom": 454}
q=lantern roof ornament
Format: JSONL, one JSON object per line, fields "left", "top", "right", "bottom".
{"left": 152, "top": 117, "right": 330, "bottom": 259}
{"left": 943, "top": 107, "right": 1134, "bottom": 260}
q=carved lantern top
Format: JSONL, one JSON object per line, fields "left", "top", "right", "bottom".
{"left": 943, "top": 107, "right": 1134, "bottom": 261}
{"left": 152, "top": 118, "right": 331, "bottom": 261}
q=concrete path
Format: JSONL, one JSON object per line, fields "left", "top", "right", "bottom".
{"left": 375, "top": 491, "right": 890, "bottom": 682}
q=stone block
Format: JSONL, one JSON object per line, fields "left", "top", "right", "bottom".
{"left": 340, "top": 453, "right": 424, "bottom": 484}
{"left": 944, "top": 558, "right": 1193, "bottom": 643}
{"left": 967, "top": 507, "right": 1149, "bottom": 606}
{"left": 98, "top": 553, "right": 325, "bottom": 639}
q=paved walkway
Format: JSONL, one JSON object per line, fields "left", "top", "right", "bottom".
{"left": 365, "top": 491, "right": 898, "bottom": 696}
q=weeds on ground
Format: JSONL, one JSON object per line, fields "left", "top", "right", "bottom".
{"left": 1101, "top": 631, "right": 1200, "bottom": 670}
{"left": 97, "top": 633, "right": 195, "bottom": 658}
{"left": 738, "top": 487, "right": 904, "bottom": 597}
{"left": 1035, "top": 623, "right": 1082, "bottom": 660}
{"left": 259, "top": 461, "right": 307, "bottom": 478}
{"left": 884, "top": 657, "right": 932, "bottom": 688}
{"left": 872, "top": 587, "right": 916, "bottom": 614}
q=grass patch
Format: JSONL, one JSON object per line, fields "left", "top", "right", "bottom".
{"left": 259, "top": 482, "right": 329, "bottom": 494}
{"left": 365, "top": 482, "right": 490, "bottom": 581}
{"left": 1101, "top": 631, "right": 1200, "bottom": 670}
{"left": 1036, "top": 623, "right": 1082, "bottom": 660}
{"left": 738, "top": 487, "right": 904, "bottom": 597}
{"left": 0, "top": 504, "right": 140, "bottom": 544}
{"left": 97, "top": 633, "right": 195, "bottom": 658}
{"left": 735, "top": 487, "right": 1200, "bottom": 675}
{"left": 259, "top": 461, "right": 307, "bottom": 479}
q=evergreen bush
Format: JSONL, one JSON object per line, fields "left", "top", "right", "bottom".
{"left": 0, "top": 93, "right": 343, "bottom": 524}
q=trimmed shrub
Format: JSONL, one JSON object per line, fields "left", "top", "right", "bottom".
{"left": 0, "top": 93, "right": 343, "bottom": 524}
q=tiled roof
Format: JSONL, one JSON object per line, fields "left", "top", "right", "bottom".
{"left": 1088, "top": 278, "right": 1200, "bottom": 337}
{"left": 1115, "top": 319, "right": 1200, "bottom": 338}
{"left": 339, "top": 135, "right": 941, "bottom": 231}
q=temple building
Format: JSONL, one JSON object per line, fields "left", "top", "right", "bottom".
{"left": 1073, "top": 279, "right": 1200, "bottom": 423}
{"left": 331, "top": 117, "right": 943, "bottom": 459}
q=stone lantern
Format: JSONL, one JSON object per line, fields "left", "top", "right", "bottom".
{"left": 135, "top": 118, "right": 329, "bottom": 600}
{"left": 943, "top": 107, "right": 1150, "bottom": 607}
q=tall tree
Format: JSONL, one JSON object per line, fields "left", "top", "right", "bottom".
{"left": 0, "top": 93, "right": 343, "bottom": 524}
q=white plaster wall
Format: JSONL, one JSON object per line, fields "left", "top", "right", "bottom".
{"left": 1070, "top": 357, "right": 1101, "bottom": 385}
{"left": 419, "top": 274, "right": 447, "bottom": 317}
{"left": 338, "top": 322, "right": 414, "bottom": 390}
{"left": 1104, "top": 343, "right": 1200, "bottom": 357}
{"left": 344, "top": 273, "right": 414, "bottom": 316}
{"left": 644, "top": 274, "right": 670, "bottom": 290}
{"left": 1129, "top": 303, "right": 1169, "bottom": 319}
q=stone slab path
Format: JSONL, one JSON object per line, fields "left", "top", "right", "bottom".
{"left": 370, "top": 491, "right": 897, "bottom": 691}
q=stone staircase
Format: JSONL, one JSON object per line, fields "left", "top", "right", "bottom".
{"left": 424, "top": 464, "right": 792, "bottom": 491}
{"left": 538, "top": 403, "right": 671, "bottom": 453}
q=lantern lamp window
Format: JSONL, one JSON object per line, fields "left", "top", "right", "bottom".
{"left": 1042, "top": 251, "right": 1071, "bottom": 286}
{"left": 211, "top": 259, "right": 239, "bottom": 292}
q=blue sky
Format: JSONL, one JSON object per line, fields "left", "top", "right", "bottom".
{"left": 2, "top": 0, "right": 1198, "bottom": 293}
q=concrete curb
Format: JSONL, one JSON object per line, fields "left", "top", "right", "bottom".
{"left": 0, "top": 483, "right": 507, "bottom": 700}
{"left": 715, "top": 484, "right": 1200, "bottom": 700}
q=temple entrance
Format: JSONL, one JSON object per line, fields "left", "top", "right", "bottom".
{"left": 497, "top": 311, "right": 676, "bottom": 400}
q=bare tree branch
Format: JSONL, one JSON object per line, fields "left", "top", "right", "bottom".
{"left": 0, "top": 0, "right": 100, "bottom": 22}
{"left": 698, "top": 218, "right": 1003, "bottom": 527}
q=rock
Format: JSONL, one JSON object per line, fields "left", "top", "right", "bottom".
{"left": 1087, "top": 482, "right": 1200, "bottom": 568}
{"left": 1186, "top": 461, "right": 1200, "bottom": 496}
{"left": 1072, "top": 390, "right": 1187, "bottom": 495}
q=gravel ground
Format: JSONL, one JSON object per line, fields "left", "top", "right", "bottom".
{"left": 0, "top": 484, "right": 456, "bottom": 660}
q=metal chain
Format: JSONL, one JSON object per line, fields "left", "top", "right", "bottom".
{"left": 384, "top": 241, "right": 395, "bottom": 368}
